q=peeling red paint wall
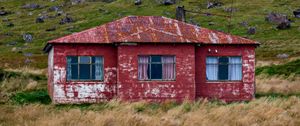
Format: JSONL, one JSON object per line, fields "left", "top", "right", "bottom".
{"left": 49, "top": 43, "right": 256, "bottom": 103}
{"left": 51, "top": 44, "right": 117, "bottom": 104}
{"left": 195, "top": 45, "right": 256, "bottom": 102}
{"left": 117, "top": 44, "right": 195, "bottom": 102}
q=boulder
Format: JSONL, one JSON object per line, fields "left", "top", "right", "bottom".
{"left": 224, "top": 7, "right": 237, "bottom": 13}
{"left": 24, "top": 52, "right": 33, "bottom": 57}
{"left": 265, "top": 12, "right": 291, "bottom": 29}
{"left": 100, "top": 0, "right": 116, "bottom": 3}
{"left": 71, "top": 0, "right": 85, "bottom": 5}
{"left": 36, "top": 16, "right": 45, "bottom": 23}
{"left": 207, "top": 1, "right": 223, "bottom": 9}
{"left": 49, "top": 6, "right": 61, "bottom": 12}
{"left": 293, "top": 9, "right": 300, "bottom": 18}
{"left": 21, "top": 3, "right": 42, "bottom": 9}
{"left": 22, "top": 34, "right": 33, "bottom": 42}
{"left": 265, "top": 12, "right": 288, "bottom": 24}
{"left": 247, "top": 27, "right": 256, "bottom": 35}
{"left": 239, "top": 21, "right": 248, "bottom": 27}
{"left": 59, "top": 15, "right": 74, "bottom": 24}
{"left": 0, "top": 10, "right": 9, "bottom": 16}
{"left": 135, "top": 0, "right": 142, "bottom": 5}
{"left": 163, "top": 0, "right": 176, "bottom": 5}
{"left": 276, "top": 21, "right": 291, "bottom": 29}
{"left": 276, "top": 53, "right": 289, "bottom": 59}
{"left": 6, "top": 22, "right": 14, "bottom": 27}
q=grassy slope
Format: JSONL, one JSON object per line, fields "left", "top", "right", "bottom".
{"left": 0, "top": 0, "right": 300, "bottom": 69}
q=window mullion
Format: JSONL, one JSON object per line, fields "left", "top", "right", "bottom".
{"left": 149, "top": 56, "right": 151, "bottom": 80}
{"left": 161, "top": 56, "right": 162, "bottom": 80}
{"left": 78, "top": 56, "right": 80, "bottom": 80}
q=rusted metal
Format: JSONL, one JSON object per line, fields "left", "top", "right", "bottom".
{"left": 47, "top": 16, "right": 259, "bottom": 45}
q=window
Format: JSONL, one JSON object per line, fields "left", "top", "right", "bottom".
{"left": 138, "top": 55, "right": 175, "bottom": 81}
{"left": 206, "top": 56, "right": 242, "bottom": 81}
{"left": 66, "top": 56, "right": 104, "bottom": 81}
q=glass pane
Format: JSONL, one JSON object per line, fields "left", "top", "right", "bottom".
{"left": 80, "top": 56, "right": 90, "bottom": 64}
{"left": 229, "top": 57, "right": 242, "bottom": 64}
{"left": 219, "top": 57, "right": 229, "bottom": 64}
{"left": 68, "top": 56, "right": 78, "bottom": 63}
{"left": 206, "top": 64, "right": 218, "bottom": 80}
{"left": 79, "top": 64, "right": 90, "bottom": 79}
{"left": 218, "top": 64, "right": 228, "bottom": 80}
{"left": 151, "top": 56, "right": 161, "bottom": 63}
{"left": 151, "top": 64, "right": 162, "bottom": 79}
{"left": 206, "top": 57, "right": 218, "bottom": 64}
{"left": 92, "top": 57, "right": 103, "bottom": 64}
{"left": 92, "top": 65, "right": 95, "bottom": 80}
{"left": 71, "top": 64, "right": 78, "bottom": 79}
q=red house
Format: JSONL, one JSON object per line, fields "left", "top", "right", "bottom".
{"left": 44, "top": 16, "right": 259, "bottom": 104}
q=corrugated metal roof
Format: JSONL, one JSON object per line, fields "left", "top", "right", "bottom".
{"left": 48, "top": 16, "right": 259, "bottom": 45}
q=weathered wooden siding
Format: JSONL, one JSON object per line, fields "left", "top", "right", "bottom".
{"left": 117, "top": 44, "right": 196, "bottom": 102}
{"left": 51, "top": 44, "right": 117, "bottom": 104}
{"left": 48, "top": 47, "right": 54, "bottom": 100}
{"left": 195, "top": 45, "right": 256, "bottom": 102}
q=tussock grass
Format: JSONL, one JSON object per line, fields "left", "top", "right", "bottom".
{"left": 0, "top": 68, "right": 47, "bottom": 103}
{"left": 256, "top": 76, "right": 300, "bottom": 95}
{"left": 1, "top": 97, "right": 300, "bottom": 126}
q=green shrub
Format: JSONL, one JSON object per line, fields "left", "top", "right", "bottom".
{"left": 11, "top": 89, "right": 51, "bottom": 104}
{"left": 256, "top": 59, "right": 300, "bottom": 77}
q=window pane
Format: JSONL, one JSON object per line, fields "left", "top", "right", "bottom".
{"left": 218, "top": 57, "right": 229, "bottom": 80}
{"left": 151, "top": 56, "right": 161, "bottom": 63}
{"left": 206, "top": 57, "right": 218, "bottom": 64}
{"left": 229, "top": 57, "right": 242, "bottom": 80}
{"left": 79, "top": 64, "right": 90, "bottom": 79}
{"left": 80, "top": 56, "right": 90, "bottom": 64}
{"left": 68, "top": 56, "right": 78, "bottom": 63}
{"left": 162, "top": 56, "right": 175, "bottom": 80}
{"left": 92, "top": 65, "right": 95, "bottom": 80}
{"left": 93, "top": 57, "right": 104, "bottom": 80}
{"left": 206, "top": 57, "right": 218, "bottom": 80}
{"left": 151, "top": 64, "right": 162, "bottom": 79}
{"left": 71, "top": 64, "right": 78, "bottom": 79}
{"left": 206, "top": 64, "right": 218, "bottom": 80}
{"left": 219, "top": 57, "right": 229, "bottom": 64}
{"left": 92, "top": 57, "right": 103, "bottom": 64}
{"left": 138, "top": 56, "right": 150, "bottom": 80}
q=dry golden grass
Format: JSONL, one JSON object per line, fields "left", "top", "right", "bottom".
{"left": 5, "top": 67, "right": 47, "bottom": 76}
{"left": 1, "top": 97, "right": 300, "bottom": 126}
{"left": 256, "top": 76, "right": 300, "bottom": 94}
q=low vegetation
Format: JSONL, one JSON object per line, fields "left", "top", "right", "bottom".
{"left": 1, "top": 97, "right": 300, "bottom": 126}
{"left": 0, "top": 68, "right": 47, "bottom": 103}
{"left": 256, "top": 59, "right": 300, "bottom": 77}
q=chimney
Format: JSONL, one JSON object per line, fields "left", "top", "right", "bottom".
{"left": 176, "top": 6, "right": 186, "bottom": 22}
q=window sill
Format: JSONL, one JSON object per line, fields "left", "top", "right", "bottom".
{"left": 138, "top": 80, "right": 176, "bottom": 82}
{"left": 67, "top": 80, "right": 104, "bottom": 82}
{"left": 206, "top": 80, "right": 242, "bottom": 83}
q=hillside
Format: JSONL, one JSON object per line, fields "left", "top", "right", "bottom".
{"left": 1, "top": 0, "right": 300, "bottom": 125}
{"left": 0, "top": 0, "right": 300, "bottom": 69}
